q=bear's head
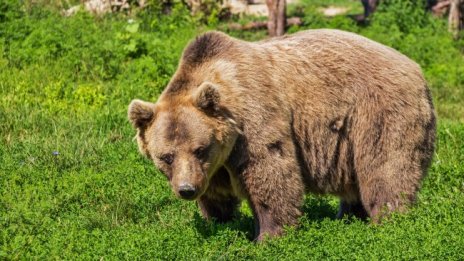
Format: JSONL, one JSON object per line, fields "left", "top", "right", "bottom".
{"left": 128, "top": 82, "right": 240, "bottom": 200}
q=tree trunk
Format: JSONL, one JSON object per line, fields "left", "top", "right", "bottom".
{"left": 266, "top": 0, "right": 286, "bottom": 37}
{"left": 276, "top": 0, "right": 286, "bottom": 36}
{"left": 449, "top": 0, "right": 463, "bottom": 38}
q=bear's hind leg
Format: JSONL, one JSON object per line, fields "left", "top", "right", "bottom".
{"left": 353, "top": 100, "right": 433, "bottom": 222}
{"left": 358, "top": 175, "right": 417, "bottom": 223}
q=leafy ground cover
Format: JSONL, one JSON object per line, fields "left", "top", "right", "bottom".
{"left": 1, "top": 0, "right": 463, "bottom": 259}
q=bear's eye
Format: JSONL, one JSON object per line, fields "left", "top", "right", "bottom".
{"left": 159, "top": 153, "right": 174, "bottom": 165}
{"left": 194, "top": 146, "right": 209, "bottom": 159}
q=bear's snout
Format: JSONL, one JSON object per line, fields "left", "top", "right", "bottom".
{"left": 178, "top": 183, "right": 197, "bottom": 200}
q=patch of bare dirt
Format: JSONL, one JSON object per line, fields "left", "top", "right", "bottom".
{"left": 319, "top": 6, "right": 350, "bottom": 17}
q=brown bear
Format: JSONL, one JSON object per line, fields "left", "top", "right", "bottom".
{"left": 128, "top": 29, "right": 436, "bottom": 241}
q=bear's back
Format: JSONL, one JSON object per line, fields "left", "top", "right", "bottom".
{"left": 240, "top": 29, "right": 430, "bottom": 123}
{"left": 253, "top": 29, "right": 425, "bottom": 95}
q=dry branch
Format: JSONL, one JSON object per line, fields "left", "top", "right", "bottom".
{"left": 431, "top": 0, "right": 451, "bottom": 16}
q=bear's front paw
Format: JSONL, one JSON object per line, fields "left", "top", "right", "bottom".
{"left": 255, "top": 226, "right": 283, "bottom": 242}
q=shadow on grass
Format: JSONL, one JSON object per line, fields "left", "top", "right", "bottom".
{"left": 302, "top": 196, "right": 371, "bottom": 225}
{"left": 193, "top": 211, "right": 256, "bottom": 241}
{"left": 193, "top": 196, "right": 341, "bottom": 241}
{"left": 301, "top": 196, "right": 338, "bottom": 221}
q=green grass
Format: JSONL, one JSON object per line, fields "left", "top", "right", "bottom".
{"left": 1, "top": 0, "right": 464, "bottom": 259}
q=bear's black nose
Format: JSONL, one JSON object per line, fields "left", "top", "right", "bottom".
{"left": 178, "top": 184, "right": 196, "bottom": 199}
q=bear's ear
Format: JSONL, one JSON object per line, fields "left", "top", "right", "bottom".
{"left": 128, "top": 99, "right": 156, "bottom": 129}
{"left": 192, "top": 82, "right": 220, "bottom": 113}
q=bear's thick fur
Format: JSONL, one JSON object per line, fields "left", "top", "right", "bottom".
{"left": 128, "top": 29, "right": 436, "bottom": 241}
